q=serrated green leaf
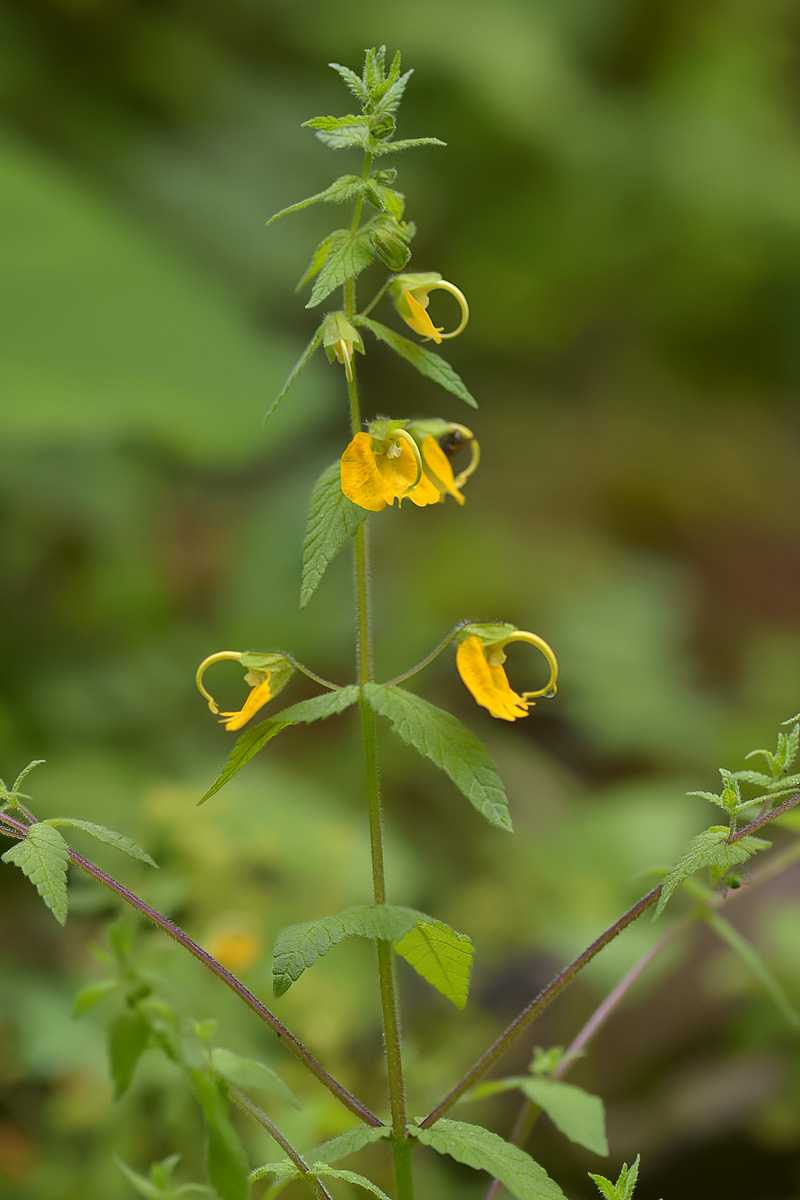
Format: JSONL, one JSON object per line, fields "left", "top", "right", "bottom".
{"left": 45, "top": 819, "right": 157, "bottom": 868}
{"left": 303, "top": 114, "right": 371, "bottom": 152}
{"left": 705, "top": 910, "right": 800, "bottom": 1027}
{"left": 393, "top": 919, "right": 473, "bottom": 1009}
{"left": 372, "top": 69, "right": 414, "bottom": 118}
{"left": 589, "top": 1156, "right": 640, "bottom": 1200}
{"left": 199, "top": 687, "right": 359, "bottom": 805}
{"left": 210, "top": 1048, "right": 300, "bottom": 1109}
{"left": 272, "top": 903, "right": 420, "bottom": 996}
{"left": 373, "top": 137, "right": 447, "bottom": 156}
{"left": 301, "top": 462, "right": 370, "bottom": 607}
{"left": 109, "top": 1009, "right": 151, "bottom": 1098}
{"left": 73, "top": 978, "right": 118, "bottom": 1018}
{"left": 267, "top": 176, "right": 362, "bottom": 225}
{"left": 355, "top": 316, "right": 476, "bottom": 407}
{"left": 297, "top": 233, "right": 341, "bottom": 291}
{"left": 328, "top": 62, "right": 369, "bottom": 105}
{"left": 655, "top": 828, "right": 769, "bottom": 918}
{"left": 2, "top": 823, "right": 69, "bottom": 924}
{"left": 411, "top": 1119, "right": 565, "bottom": 1200}
{"left": 191, "top": 1070, "right": 249, "bottom": 1200}
{"left": 263, "top": 325, "right": 324, "bottom": 427}
{"left": 363, "top": 684, "right": 512, "bottom": 831}
{"left": 11, "top": 759, "right": 46, "bottom": 793}
{"left": 306, "top": 232, "right": 375, "bottom": 308}
{"left": 468, "top": 1077, "right": 607, "bottom": 1155}
{"left": 310, "top": 1167, "right": 392, "bottom": 1199}
{"left": 250, "top": 1125, "right": 388, "bottom": 1182}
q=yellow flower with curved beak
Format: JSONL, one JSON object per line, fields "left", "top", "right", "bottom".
{"left": 341, "top": 418, "right": 479, "bottom": 511}
{"left": 456, "top": 624, "right": 558, "bottom": 722}
{"left": 196, "top": 651, "right": 293, "bottom": 732}
{"left": 323, "top": 312, "right": 365, "bottom": 382}
{"left": 389, "top": 272, "right": 469, "bottom": 344}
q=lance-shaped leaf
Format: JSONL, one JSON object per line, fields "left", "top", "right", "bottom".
{"left": 264, "top": 1163, "right": 391, "bottom": 1199}
{"left": 589, "top": 1157, "right": 640, "bottom": 1200}
{"left": 705, "top": 910, "right": 800, "bottom": 1027}
{"left": 250, "top": 1125, "right": 388, "bottom": 1182}
{"left": 73, "top": 978, "right": 118, "bottom": 1018}
{"left": 363, "top": 684, "right": 512, "bottom": 832}
{"left": 355, "top": 316, "right": 476, "bottom": 407}
{"left": 373, "top": 137, "right": 447, "bottom": 156}
{"left": 303, "top": 114, "right": 372, "bottom": 151}
{"left": 210, "top": 1048, "right": 301, "bottom": 1109}
{"left": 200, "top": 688, "right": 359, "bottom": 805}
{"left": 45, "top": 819, "right": 157, "bottom": 867}
{"left": 306, "top": 232, "right": 376, "bottom": 308}
{"left": 263, "top": 325, "right": 324, "bottom": 427}
{"left": 655, "top": 828, "right": 770, "bottom": 917}
{"left": 410, "top": 1119, "right": 565, "bottom": 1200}
{"left": 109, "top": 1008, "right": 151, "bottom": 1098}
{"left": 393, "top": 918, "right": 473, "bottom": 1009}
{"left": 267, "top": 175, "right": 362, "bottom": 225}
{"left": 469, "top": 1077, "right": 608, "bottom": 1156}
{"left": 301, "top": 462, "right": 370, "bottom": 607}
{"left": 2, "top": 822, "right": 69, "bottom": 925}
{"left": 191, "top": 1070, "right": 250, "bottom": 1200}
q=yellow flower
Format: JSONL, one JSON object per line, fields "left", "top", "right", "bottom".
{"left": 207, "top": 919, "right": 261, "bottom": 972}
{"left": 389, "top": 272, "right": 469, "bottom": 344}
{"left": 195, "top": 651, "right": 293, "bottom": 732}
{"left": 456, "top": 626, "right": 558, "bottom": 722}
{"left": 341, "top": 419, "right": 479, "bottom": 511}
{"left": 323, "top": 312, "right": 365, "bottom": 382}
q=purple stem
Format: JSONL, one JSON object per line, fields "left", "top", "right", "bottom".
{"left": 0, "top": 811, "right": 382, "bottom": 1129}
{"left": 421, "top": 792, "right": 800, "bottom": 1129}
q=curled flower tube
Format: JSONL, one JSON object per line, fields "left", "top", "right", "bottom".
{"left": 406, "top": 419, "right": 480, "bottom": 506}
{"left": 456, "top": 626, "right": 558, "bottom": 722}
{"left": 322, "top": 312, "right": 365, "bottom": 382}
{"left": 389, "top": 272, "right": 469, "bottom": 344}
{"left": 195, "top": 650, "right": 293, "bottom": 732}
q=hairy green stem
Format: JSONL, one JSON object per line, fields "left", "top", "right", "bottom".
{"left": 422, "top": 792, "right": 800, "bottom": 1127}
{"left": 228, "top": 1084, "right": 333, "bottom": 1200}
{"left": 0, "top": 812, "right": 384, "bottom": 1129}
{"left": 383, "top": 622, "right": 469, "bottom": 688}
{"left": 344, "top": 154, "right": 413, "bottom": 1198}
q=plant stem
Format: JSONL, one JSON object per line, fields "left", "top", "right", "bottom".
{"left": 421, "top": 792, "right": 800, "bottom": 1128}
{"left": 228, "top": 1083, "right": 333, "bottom": 1200}
{"left": 383, "top": 622, "right": 468, "bottom": 688}
{"left": 344, "top": 157, "right": 413, "bottom": 1197}
{"left": 3, "top": 813, "right": 384, "bottom": 1130}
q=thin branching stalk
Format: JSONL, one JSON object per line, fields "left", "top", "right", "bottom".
{"left": 228, "top": 1084, "right": 333, "bottom": 1200}
{"left": 422, "top": 793, "right": 800, "bottom": 1128}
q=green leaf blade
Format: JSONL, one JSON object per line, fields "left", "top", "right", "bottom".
{"left": 394, "top": 919, "right": 473, "bottom": 1009}
{"left": 45, "top": 819, "right": 157, "bottom": 868}
{"left": 363, "top": 684, "right": 512, "bottom": 832}
{"left": 306, "top": 233, "right": 375, "bottom": 308}
{"left": 73, "top": 978, "right": 118, "bottom": 1018}
{"left": 109, "top": 1009, "right": 151, "bottom": 1098}
{"left": 2, "top": 823, "right": 69, "bottom": 925}
{"left": 264, "top": 325, "right": 323, "bottom": 427}
{"left": 301, "top": 462, "right": 370, "bottom": 607}
{"left": 521, "top": 1079, "right": 608, "bottom": 1156}
{"left": 210, "top": 1048, "right": 301, "bottom": 1109}
{"left": 199, "top": 687, "right": 359, "bottom": 805}
{"left": 267, "top": 176, "right": 362, "bottom": 225}
{"left": 250, "top": 1126, "right": 388, "bottom": 1182}
{"left": 272, "top": 903, "right": 422, "bottom": 996}
{"left": 411, "top": 1119, "right": 565, "bottom": 1200}
{"left": 655, "top": 827, "right": 769, "bottom": 918}
{"left": 355, "top": 316, "right": 477, "bottom": 407}
{"left": 191, "top": 1071, "right": 250, "bottom": 1200}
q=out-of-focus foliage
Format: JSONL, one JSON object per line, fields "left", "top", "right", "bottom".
{"left": 1, "top": 2, "right": 800, "bottom": 1199}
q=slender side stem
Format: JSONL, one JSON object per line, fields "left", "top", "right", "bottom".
{"left": 422, "top": 793, "right": 800, "bottom": 1128}
{"left": 383, "top": 623, "right": 469, "bottom": 688}
{"left": 2, "top": 814, "right": 383, "bottom": 1129}
{"left": 228, "top": 1084, "right": 333, "bottom": 1200}
{"left": 286, "top": 656, "right": 341, "bottom": 692}
{"left": 344, "top": 159, "right": 413, "bottom": 1198}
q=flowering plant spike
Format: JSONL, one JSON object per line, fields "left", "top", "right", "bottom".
{"left": 3, "top": 44, "right": 795, "bottom": 1200}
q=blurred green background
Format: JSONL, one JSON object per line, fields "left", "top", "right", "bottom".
{"left": 2, "top": 1, "right": 800, "bottom": 1197}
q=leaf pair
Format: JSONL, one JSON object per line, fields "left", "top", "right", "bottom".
{"left": 272, "top": 903, "right": 473, "bottom": 1009}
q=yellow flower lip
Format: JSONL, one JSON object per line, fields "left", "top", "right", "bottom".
{"left": 341, "top": 419, "right": 479, "bottom": 511}
{"left": 391, "top": 274, "right": 470, "bottom": 343}
{"left": 196, "top": 651, "right": 292, "bottom": 731}
{"left": 456, "top": 630, "right": 558, "bottom": 722}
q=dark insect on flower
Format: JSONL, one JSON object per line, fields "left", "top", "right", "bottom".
{"left": 438, "top": 428, "right": 467, "bottom": 457}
